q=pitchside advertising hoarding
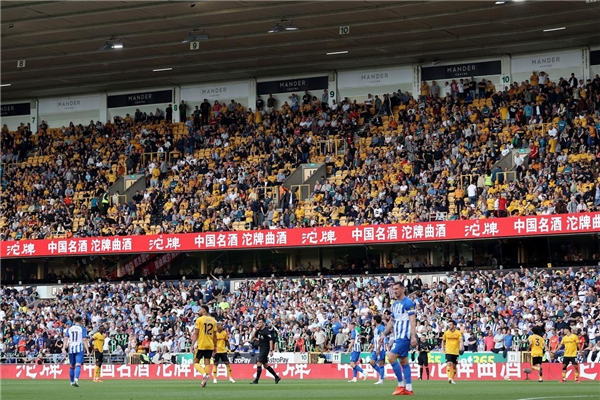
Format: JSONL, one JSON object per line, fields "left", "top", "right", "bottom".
{"left": 2, "top": 212, "right": 599, "bottom": 258}
{"left": 2, "top": 363, "right": 598, "bottom": 381}
{"left": 176, "top": 352, "right": 307, "bottom": 365}
{"left": 339, "top": 351, "right": 505, "bottom": 364}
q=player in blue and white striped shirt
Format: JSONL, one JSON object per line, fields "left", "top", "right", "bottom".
{"left": 345, "top": 321, "right": 367, "bottom": 382}
{"left": 63, "top": 315, "right": 89, "bottom": 387}
{"left": 370, "top": 315, "right": 388, "bottom": 385}
{"left": 381, "top": 282, "right": 417, "bottom": 396}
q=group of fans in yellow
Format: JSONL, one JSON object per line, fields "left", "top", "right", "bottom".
{"left": 80, "top": 305, "right": 583, "bottom": 390}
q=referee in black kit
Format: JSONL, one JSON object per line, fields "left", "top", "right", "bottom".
{"left": 416, "top": 335, "right": 431, "bottom": 380}
{"left": 249, "top": 317, "right": 281, "bottom": 384}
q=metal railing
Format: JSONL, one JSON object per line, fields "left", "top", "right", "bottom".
{"left": 429, "top": 212, "right": 447, "bottom": 221}
{"left": 496, "top": 171, "right": 517, "bottom": 183}
{"left": 290, "top": 184, "right": 311, "bottom": 201}
{"left": 460, "top": 174, "right": 480, "bottom": 187}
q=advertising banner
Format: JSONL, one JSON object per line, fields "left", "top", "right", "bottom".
{"left": 257, "top": 76, "right": 328, "bottom": 95}
{"left": 2, "top": 212, "right": 599, "bottom": 259}
{"left": 180, "top": 82, "right": 249, "bottom": 102}
{"left": 107, "top": 90, "right": 173, "bottom": 108}
{"left": 176, "top": 352, "right": 303, "bottom": 365}
{"left": 421, "top": 60, "right": 501, "bottom": 80}
{"left": 337, "top": 68, "right": 412, "bottom": 89}
{"left": 1, "top": 102, "right": 31, "bottom": 117}
{"left": 38, "top": 95, "right": 100, "bottom": 114}
{"left": 340, "top": 351, "right": 505, "bottom": 364}
{"left": 590, "top": 50, "right": 600, "bottom": 66}
{"left": 142, "top": 253, "right": 179, "bottom": 277}
{"left": 108, "top": 253, "right": 155, "bottom": 279}
{"left": 511, "top": 50, "right": 582, "bottom": 73}
{"left": 2, "top": 363, "right": 598, "bottom": 381}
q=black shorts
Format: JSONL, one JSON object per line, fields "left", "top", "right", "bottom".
{"left": 257, "top": 349, "right": 270, "bottom": 364}
{"left": 213, "top": 353, "right": 229, "bottom": 364}
{"left": 418, "top": 353, "right": 428, "bottom": 366}
{"left": 94, "top": 350, "right": 104, "bottom": 364}
{"left": 195, "top": 350, "right": 213, "bottom": 361}
{"left": 445, "top": 354, "right": 459, "bottom": 364}
{"left": 563, "top": 356, "right": 578, "bottom": 366}
{"left": 532, "top": 356, "right": 543, "bottom": 366}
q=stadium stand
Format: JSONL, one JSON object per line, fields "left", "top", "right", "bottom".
{"left": 1, "top": 74, "right": 600, "bottom": 241}
{"left": 1, "top": 268, "right": 599, "bottom": 365}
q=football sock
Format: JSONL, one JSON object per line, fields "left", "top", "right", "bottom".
{"left": 447, "top": 365, "right": 453, "bottom": 379}
{"left": 425, "top": 366, "right": 430, "bottom": 378}
{"left": 226, "top": 365, "right": 233, "bottom": 378}
{"left": 377, "top": 365, "right": 384, "bottom": 379}
{"left": 75, "top": 365, "right": 81, "bottom": 380}
{"left": 256, "top": 366, "right": 263, "bottom": 382}
{"left": 94, "top": 366, "right": 100, "bottom": 379}
{"left": 266, "top": 366, "right": 279, "bottom": 379}
{"left": 211, "top": 365, "right": 216, "bottom": 377}
{"left": 69, "top": 367, "right": 75, "bottom": 383}
{"left": 194, "top": 363, "right": 206, "bottom": 375}
{"left": 575, "top": 371, "right": 579, "bottom": 380}
{"left": 355, "top": 365, "right": 364, "bottom": 374}
{"left": 403, "top": 363, "right": 412, "bottom": 387}
{"left": 562, "top": 370, "right": 566, "bottom": 379}
{"left": 391, "top": 361, "right": 403, "bottom": 383}
{"left": 352, "top": 365, "right": 358, "bottom": 378}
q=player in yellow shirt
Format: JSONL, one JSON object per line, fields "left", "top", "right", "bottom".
{"left": 210, "top": 322, "right": 235, "bottom": 384}
{"left": 555, "top": 326, "right": 580, "bottom": 383}
{"left": 441, "top": 320, "right": 463, "bottom": 384}
{"left": 192, "top": 305, "right": 218, "bottom": 388}
{"left": 91, "top": 326, "right": 106, "bottom": 383}
{"left": 528, "top": 326, "right": 546, "bottom": 382}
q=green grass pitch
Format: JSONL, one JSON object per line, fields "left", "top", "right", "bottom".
{"left": 1, "top": 379, "right": 599, "bottom": 400}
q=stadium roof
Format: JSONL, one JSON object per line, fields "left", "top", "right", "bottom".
{"left": 1, "top": 0, "right": 600, "bottom": 101}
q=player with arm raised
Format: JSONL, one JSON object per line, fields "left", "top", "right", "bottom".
{"left": 380, "top": 281, "right": 417, "bottom": 396}
{"left": 249, "top": 317, "right": 281, "bottom": 385}
{"left": 62, "top": 315, "right": 89, "bottom": 387}
{"left": 191, "top": 305, "right": 217, "bottom": 388}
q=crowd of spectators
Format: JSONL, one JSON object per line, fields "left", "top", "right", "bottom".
{"left": 1, "top": 73, "right": 600, "bottom": 240}
{"left": 1, "top": 266, "right": 599, "bottom": 365}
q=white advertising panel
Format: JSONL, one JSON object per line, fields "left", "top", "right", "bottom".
{"left": 337, "top": 67, "right": 413, "bottom": 89}
{"left": 511, "top": 50, "right": 582, "bottom": 73}
{"left": 181, "top": 82, "right": 249, "bottom": 102}
{"left": 38, "top": 95, "right": 101, "bottom": 115}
